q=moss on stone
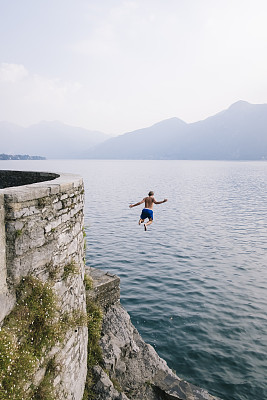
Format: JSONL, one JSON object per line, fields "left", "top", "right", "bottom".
{"left": 111, "top": 378, "right": 122, "bottom": 393}
{"left": 82, "top": 300, "right": 103, "bottom": 399}
{"left": 37, "top": 198, "right": 47, "bottom": 209}
{"left": 63, "top": 309, "right": 88, "bottom": 329}
{"left": 84, "top": 274, "right": 93, "bottom": 290}
{"left": 15, "top": 229, "right": 22, "bottom": 238}
{"left": 87, "top": 301, "right": 103, "bottom": 366}
{"left": 63, "top": 261, "right": 79, "bottom": 280}
{"left": 0, "top": 276, "right": 61, "bottom": 399}
{"left": 83, "top": 227, "right": 87, "bottom": 253}
{"left": 0, "top": 276, "right": 88, "bottom": 400}
{"left": 32, "top": 358, "right": 58, "bottom": 400}
{"left": 47, "top": 263, "right": 61, "bottom": 281}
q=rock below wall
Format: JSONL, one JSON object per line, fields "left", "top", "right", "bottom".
{"left": 92, "top": 304, "right": 220, "bottom": 400}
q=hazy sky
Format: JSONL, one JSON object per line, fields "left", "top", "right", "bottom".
{"left": 0, "top": 0, "right": 267, "bottom": 134}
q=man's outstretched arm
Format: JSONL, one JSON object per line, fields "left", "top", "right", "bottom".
{"left": 129, "top": 198, "right": 145, "bottom": 208}
{"left": 154, "top": 199, "right": 168, "bottom": 205}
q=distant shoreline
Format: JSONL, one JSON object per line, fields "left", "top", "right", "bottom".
{"left": 0, "top": 154, "right": 46, "bottom": 160}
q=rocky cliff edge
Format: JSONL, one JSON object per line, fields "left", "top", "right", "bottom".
{"left": 87, "top": 267, "right": 221, "bottom": 400}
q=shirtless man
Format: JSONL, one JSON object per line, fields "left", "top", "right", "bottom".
{"left": 129, "top": 191, "right": 168, "bottom": 231}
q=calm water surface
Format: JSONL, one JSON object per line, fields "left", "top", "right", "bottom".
{"left": 1, "top": 160, "right": 267, "bottom": 400}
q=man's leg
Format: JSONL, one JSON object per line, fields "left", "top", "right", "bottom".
{"left": 144, "top": 218, "right": 153, "bottom": 231}
{"left": 139, "top": 219, "right": 144, "bottom": 225}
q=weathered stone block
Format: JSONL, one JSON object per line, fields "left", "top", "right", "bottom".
{"left": 4, "top": 186, "right": 51, "bottom": 202}
{"left": 86, "top": 267, "right": 120, "bottom": 310}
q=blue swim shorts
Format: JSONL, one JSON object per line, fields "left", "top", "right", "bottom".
{"left": 140, "top": 208, "right": 153, "bottom": 220}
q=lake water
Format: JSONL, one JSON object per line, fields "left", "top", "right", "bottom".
{"left": 1, "top": 160, "right": 266, "bottom": 400}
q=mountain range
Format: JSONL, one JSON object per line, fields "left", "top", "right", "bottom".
{"left": 0, "top": 121, "right": 109, "bottom": 159}
{"left": 1, "top": 101, "right": 267, "bottom": 160}
{"left": 87, "top": 101, "right": 267, "bottom": 160}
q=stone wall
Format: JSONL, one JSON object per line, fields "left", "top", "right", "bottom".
{"left": 0, "top": 171, "right": 87, "bottom": 400}
{"left": 0, "top": 193, "right": 9, "bottom": 322}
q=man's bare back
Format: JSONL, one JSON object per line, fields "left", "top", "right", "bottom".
{"left": 129, "top": 191, "right": 168, "bottom": 231}
{"left": 144, "top": 196, "right": 155, "bottom": 209}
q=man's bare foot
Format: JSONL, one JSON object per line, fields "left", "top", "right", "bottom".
{"left": 144, "top": 224, "right": 147, "bottom": 231}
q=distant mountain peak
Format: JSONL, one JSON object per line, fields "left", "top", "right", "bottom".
{"left": 228, "top": 100, "right": 251, "bottom": 110}
{"left": 152, "top": 117, "right": 186, "bottom": 127}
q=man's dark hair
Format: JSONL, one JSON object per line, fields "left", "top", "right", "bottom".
{"left": 148, "top": 191, "right": 154, "bottom": 196}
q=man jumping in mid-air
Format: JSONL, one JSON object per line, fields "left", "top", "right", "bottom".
{"left": 129, "top": 191, "right": 168, "bottom": 231}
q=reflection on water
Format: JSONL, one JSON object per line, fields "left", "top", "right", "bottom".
{"left": 1, "top": 160, "right": 267, "bottom": 400}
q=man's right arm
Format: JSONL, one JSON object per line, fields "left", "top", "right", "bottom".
{"left": 129, "top": 198, "right": 145, "bottom": 208}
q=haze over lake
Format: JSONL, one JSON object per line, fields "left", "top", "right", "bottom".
{"left": 1, "top": 101, "right": 267, "bottom": 160}
{"left": 1, "top": 159, "right": 266, "bottom": 400}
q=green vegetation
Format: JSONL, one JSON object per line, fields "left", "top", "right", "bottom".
{"left": 86, "top": 301, "right": 103, "bottom": 366}
{"left": 103, "top": 369, "right": 122, "bottom": 393}
{"left": 63, "top": 309, "right": 88, "bottom": 330}
{"left": 0, "top": 276, "right": 61, "bottom": 399}
{"left": 48, "top": 260, "right": 80, "bottom": 282}
{"left": 110, "top": 376, "right": 122, "bottom": 393}
{"left": 32, "top": 358, "right": 58, "bottom": 400}
{"left": 37, "top": 198, "right": 47, "bottom": 209}
{"left": 0, "top": 276, "right": 88, "bottom": 400}
{"left": 83, "top": 227, "right": 87, "bottom": 254}
{"left": 84, "top": 274, "right": 93, "bottom": 291}
{"left": 15, "top": 229, "right": 22, "bottom": 238}
{"left": 0, "top": 253, "right": 102, "bottom": 400}
{"left": 82, "top": 301, "right": 103, "bottom": 400}
{"left": 82, "top": 227, "right": 87, "bottom": 265}
{"left": 63, "top": 260, "right": 79, "bottom": 280}
{"left": 47, "top": 263, "right": 61, "bottom": 281}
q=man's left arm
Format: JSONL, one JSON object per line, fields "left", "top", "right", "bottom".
{"left": 154, "top": 199, "right": 168, "bottom": 205}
